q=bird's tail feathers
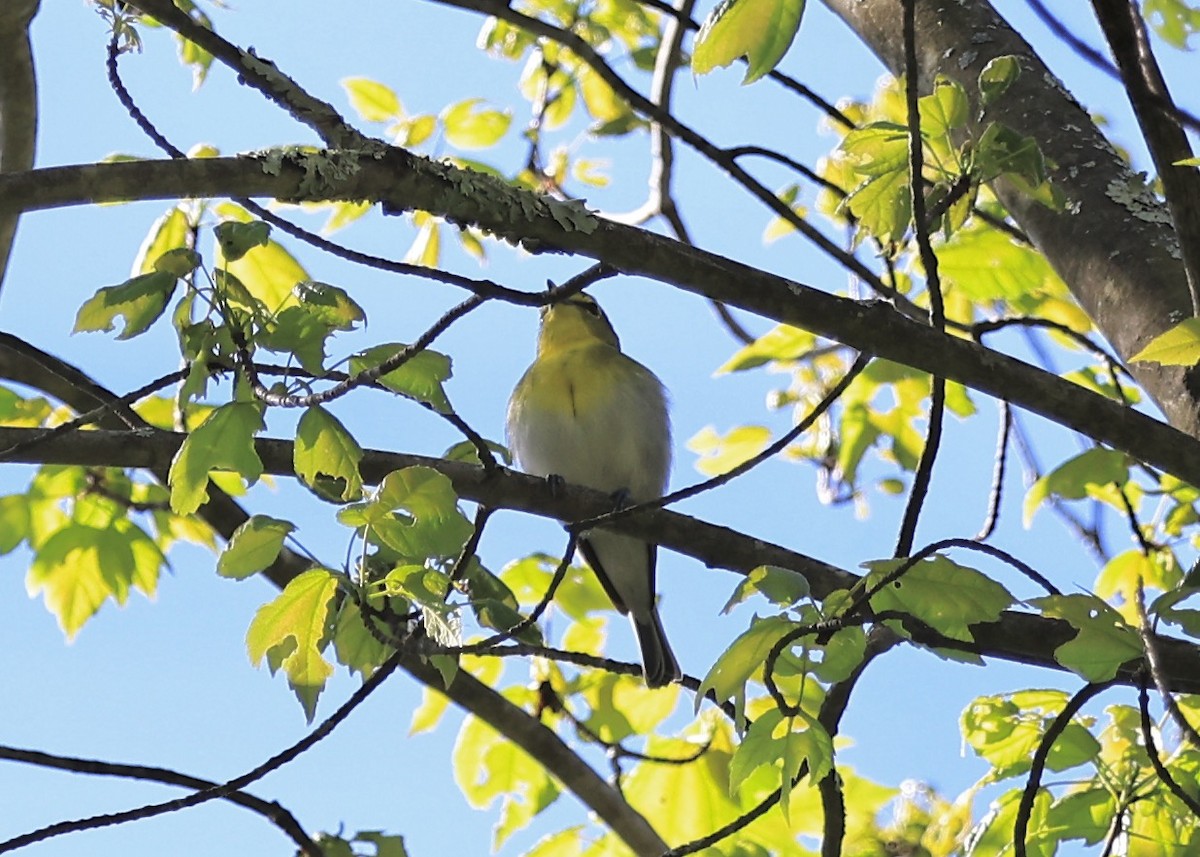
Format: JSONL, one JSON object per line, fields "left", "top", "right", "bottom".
{"left": 631, "top": 608, "right": 681, "bottom": 689}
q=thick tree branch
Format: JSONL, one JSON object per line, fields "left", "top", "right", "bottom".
{"left": 1088, "top": 0, "right": 1200, "bottom": 314}
{"left": 3, "top": 156, "right": 1200, "bottom": 491}
{"left": 819, "top": 0, "right": 1200, "bottom": 436}
{"left": 5, "top": 424, "right": 1200, "bottom": 694}
{"left": 396, "top": 655, "right": 669, "bottom": 854}
{"left": 0, "top": 342, "right": 667, "bottom": 854}
{"left": 0, "top": 0, "right": 39, "bottom": 293}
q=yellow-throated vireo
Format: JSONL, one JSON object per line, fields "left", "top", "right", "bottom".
{"left": 507, "top": 291, "right": 680, "bottom": 688}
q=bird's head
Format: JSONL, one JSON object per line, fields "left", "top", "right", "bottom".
{"left": 536, "top": 292, "right": 621, "bottom": 355}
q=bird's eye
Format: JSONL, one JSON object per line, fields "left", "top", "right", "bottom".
{"left": 582, "top": 301, "right": 601, "bottom": 316}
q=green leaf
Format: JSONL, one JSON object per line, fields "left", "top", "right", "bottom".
{"left": 722, "top": 565, "right": 810, "bottom": 612}
{"left": 214, "top": 220, "right": 271, "bottom": 263}
{"left": 217, "top": 514, "right": 296, "bottom": 580}
{"left": 133, "top": 206, "right": 192, "bottom": 276}
{"left": 341, "top": 77, "right": 403, "bottom": 122}
{"left": 962, "top": 691, "right": 1100, "bottom": 778}
{"left": 349, "top": 343, "right": 453, "bottom": 412}
{"left": 340, "top": 467, "right": 473, "bottom": 561}
{"left": 919, "top": 77, "right": 969, "bottom": 138}
{"left": 936, "top": 221, "right": 1067, "bottom": 302}
{"left": 1023, "top": 448, "right": 1130, "bottom": 525}
{"left": 1095, "top": 549, "right": 1180, "bottom": 622}
{"left": 843, "top": 169, "right": 911, "bottom": 242}
{"left": 729, "top": 708, "right": 832, "bottom": 819}
{"left": 332, "top": 596, "right": 394, "bottom": 679}
{"left": 257, "top": 306, "right": 331, "bottom": 374}
{"left": 353, "top": 831, "right": 410, "bottom": 857}
{"left": 1143, "top": 0, "right": 1200, "bottom": 49}
{"left": 440, "top": 98, "right": 512, "bottom": 149}
{"left": 976, "top": 121, "right": 1047, "bottom": 189}
{"left": 865, "top": 555, "right": 1014, "bottom": 644}
{"left": 692, "top": 0, "right": 807, "bottom": 84}
{"left": 0, "top": 494, "right": 30, "bottom": 554}
{"left": 714, "top": 324, "right": 816, "bottom": 374}
{"left": 697, "top": 614, "right": 795, "bottom": 707}
{"left": 293, "top": 280, "right": 366, "bottom": 331}
{"left": 246, "top": 568, "right": 339, "bottom": 721}
{"left": 1046, "top": 789, "right": 1116, "bottom": 847}
{"left": 73, "top": 271, "right": 179, "bottom": 340}
{"left": 1028, "top": 593, "right": 1142, "bottom": 681}
{"left": 1130, "top": 318, "right": 1200, "bottom": 365}
{"left": 294, "top": 406, "right": 364, "bottom": 502}
{"left": 839, "top": 122, "right": 910, "bottom": 177}
{"left": 452, "top": 714, "right": 560, "bottom": 850}
{"left": 27, "top": 521, "right": 164, "bottom": 638}
{"left": 222, "top": 237, "right": 308, "bottom": 314}
{"left": 153, "top": 247, "right": 201, "bottom": 278}
{"left": 168, "top": 402, "right": 266, "bottom": 515}
{"left": 687, "top": 424, "right": 771, "bottom": 476}
{"left": 979, "top": 55, "right": 1021, "bottom": 105}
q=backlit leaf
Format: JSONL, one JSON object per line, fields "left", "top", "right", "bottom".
{"left": 73, "top": 271, "right": 178, "bottom": 340}
{"left": 294, "top": 406, "right": 364, "bottom": 501}
{"left": 865, "top": 555, "right": 1014, "bottom": 645}
{"left": 692, "top": 0, "right": 807, "bottom": 84}
{"left": 217, "top": 514, "right": 296, "bottom": 580}
{"left": 246, "top": 567, "right": 339, "bottom": 721}
{"left": 350, "top": 343, "right": 453, "bottom": 413}
{"left": 1130, "top": 318, "right": 1200, "bottom": 366}
{"left": 168, "top": 402, "right": 266, "bottom": 515}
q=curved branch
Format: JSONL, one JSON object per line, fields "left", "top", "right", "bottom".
{"left": 0, "top": 745, "right": 319, "bottom": 856}
{"left": 6, "top": 424, "right": 1200, "bottom": 694}
{"left": 4, "top": 157, "right": 1200, "bottom": 493}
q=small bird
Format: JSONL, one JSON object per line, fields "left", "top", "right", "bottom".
{"left": 507, "top": 291, "right": 681, "bottom": 688}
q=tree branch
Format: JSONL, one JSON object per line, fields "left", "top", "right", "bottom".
{"left": 4, "top": 156, "right": 1200, "bottom": 491}
{"left": 0, "top": 745, "right": 320, "bottom": 856}
{"left": 819, "top": 0, "right": 1199, "bottom": 436}
{"left": 5, "top": 424, "right": 1200, "bottom": 694}
{"left": 0, "top": 0, "right": 39, "bottom": 293}
{"left": 1088, "top": 0, "right": 1200, "bottom": 315}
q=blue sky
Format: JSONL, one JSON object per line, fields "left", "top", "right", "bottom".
{"left": 2, "top": 1, "right": 1196, "bottom": 855}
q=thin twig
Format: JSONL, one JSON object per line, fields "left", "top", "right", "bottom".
{"left": 1013, "top": 681, "right": 1117, "bottom": 857}
{"left": 0, "top": 650, "right": 405, "bottom": 854}
{"left": 0, "top": 746, "right": 320, "bottom": 856}
{"left": 894, "top": 0, "right": 946, "bottom": 558}
{"left": 974, "top": 401, "right": 1011, "bottom": 541}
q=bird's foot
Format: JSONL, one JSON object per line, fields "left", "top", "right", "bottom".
{"left": 546, "top": 473, "right": 566, "bottom": 497}
{"left": 609, "top": 488, "right": 632, "bottom": 511}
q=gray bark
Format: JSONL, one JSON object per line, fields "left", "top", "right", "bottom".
{"left": 821, "top": 0, "right": 1199, "bottom": 435}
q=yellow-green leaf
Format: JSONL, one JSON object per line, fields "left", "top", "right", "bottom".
{"left": 294, "top": 406, "right": 364, "bottom": 501}
{"left": 1028, "top": 593, "right": 1142, "bottom": 682}
{"left": 440, "top": 98, "right": 512, "bottom": 149}
{"left": 1130, "top": 318, "right": 1200, "bottom": 365}
{"left": 217, "top": 514, "right": 296, "bottom": 580}
{"left": 692, "top": 0, "right": 807, "bottom": 84}
{"left": 73, "top": 271, "right": 179, "bottom": 340}
{"left": 246, "top": 567, "right": 339, "bottom": 721}
{"left": 341, "top": 76, "right": 402, "bottom": 123}
{"left": 687, "top": 424, "right": 771, "bottom": 476}
{"left": 133, "top": 206, "right": 192, "bottom": 276}
{"left": 168, "top": 402, "right": 266, "bottom": 515}
{"left": 27, "top": 522, "right": 164, "bottom": 638}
